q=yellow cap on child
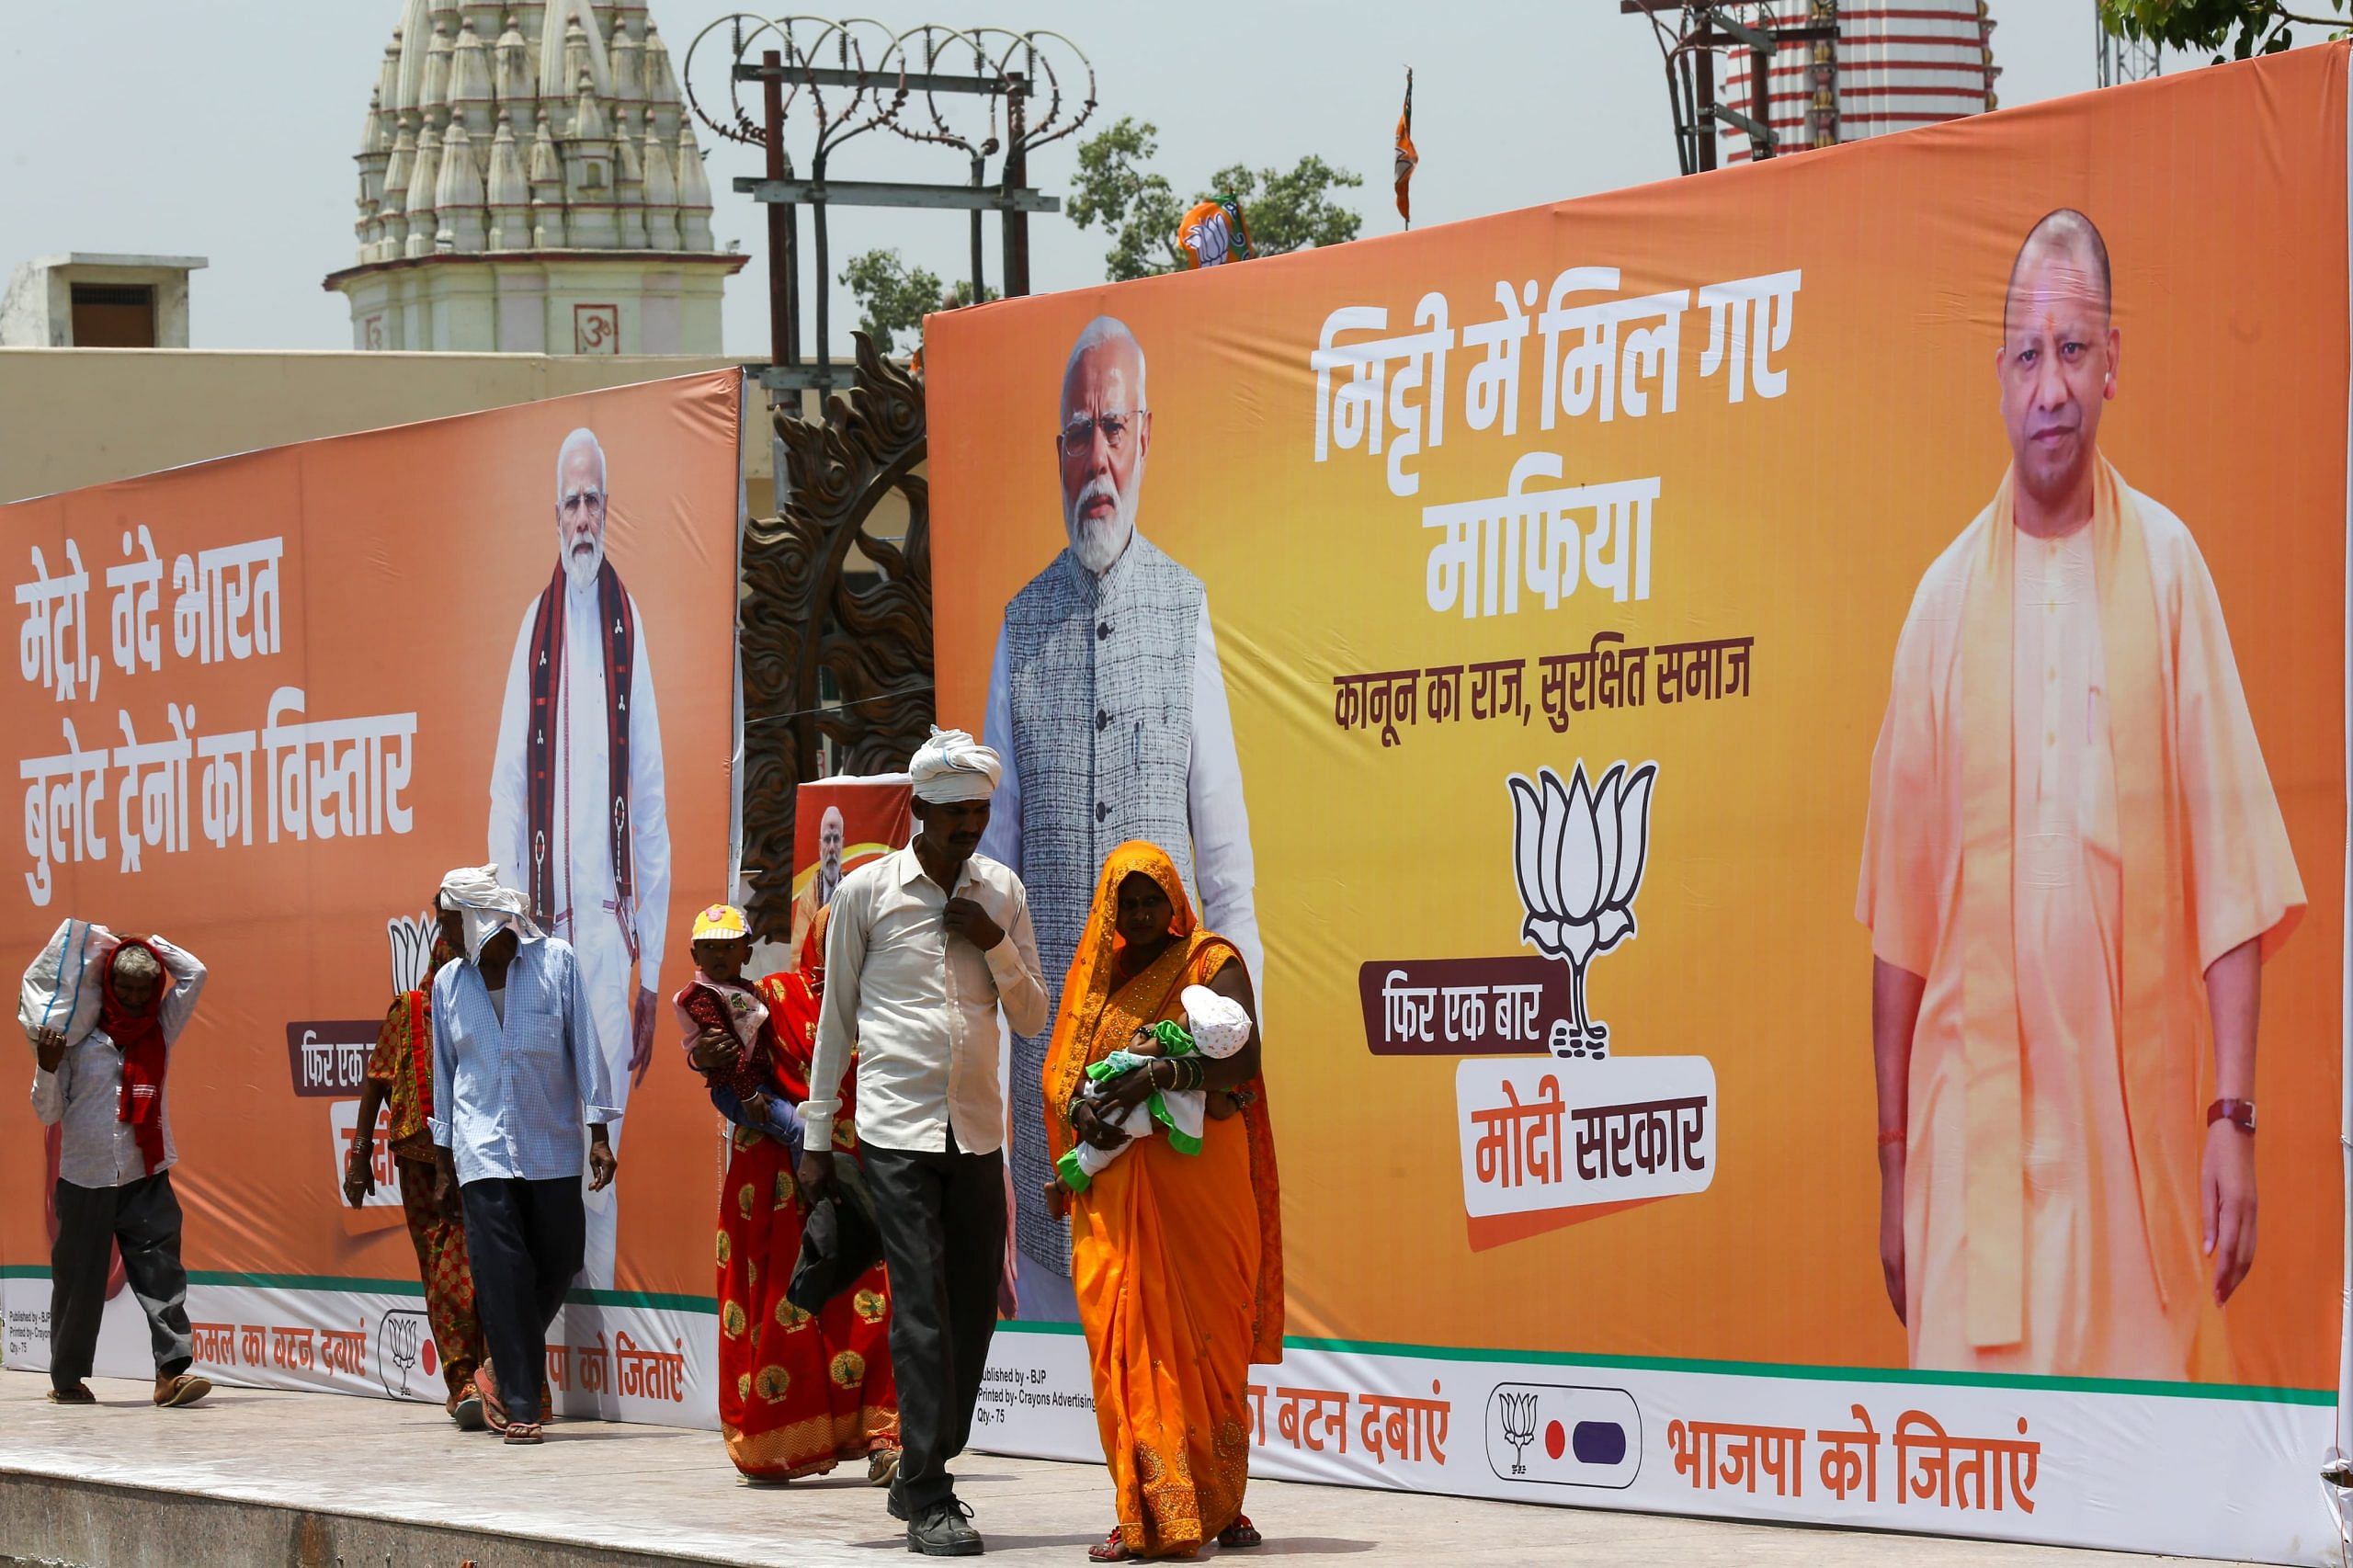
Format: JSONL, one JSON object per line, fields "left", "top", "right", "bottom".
{"left": 691, "top": 903, "right": 750, "bottom": 942}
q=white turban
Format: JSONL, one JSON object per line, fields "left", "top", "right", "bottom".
{"left": 909, "top": 727, "right": 1002, "bottom": 803}
{"left": 437, "top": 864, "right": 542, "bottom": 960}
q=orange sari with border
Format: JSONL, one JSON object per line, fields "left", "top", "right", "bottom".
{"left": 713, "top": 921, "right": 899, "bottom": 1480}
{"left": 1045, "top": 842, "right": 1283, "bottom": 1558}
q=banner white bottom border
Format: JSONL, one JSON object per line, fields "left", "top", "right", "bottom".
{"left": 972, "top": 1325, "right": 2342, "bottom": 1567}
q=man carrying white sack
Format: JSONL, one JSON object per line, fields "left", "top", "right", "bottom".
{"left": 22, "top": 919, "right": 212, "bottom": 1409}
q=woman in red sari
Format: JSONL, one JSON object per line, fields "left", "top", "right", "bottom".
{"left": 1045, "top": 842, "right": 1283, "bottom": 1561}
{"left": 708, "top": 907, "right": 900, "bottom": 1482}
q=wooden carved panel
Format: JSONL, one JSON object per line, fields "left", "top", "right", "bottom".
{"left": 739, "top": 332, "right": 935, "bottom": 948}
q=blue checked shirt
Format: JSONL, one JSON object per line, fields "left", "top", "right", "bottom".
{"left": 427, "top": 934, "right": 619, "bottom": 1187}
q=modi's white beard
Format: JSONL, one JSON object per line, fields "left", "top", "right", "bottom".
{"left": 564, "top": 539, "right": 605, "bottom": 596}
{"left": 1063, "top": 472, "right": 1139, "bottom": 576}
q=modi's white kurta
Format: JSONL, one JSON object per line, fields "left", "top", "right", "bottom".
{"left": 489, "top": 570, "right": 670, "bottom": 1289}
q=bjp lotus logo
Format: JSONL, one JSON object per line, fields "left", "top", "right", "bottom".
{"left": 1507, "top": 760, "right": 1657, "bottom": 1059}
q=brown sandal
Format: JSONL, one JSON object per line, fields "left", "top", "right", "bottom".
{"left": 153, "top": 1373, "right": 212, "bottom": 1408}
{"left": 1217, "top": 1515, "right": 1262, "bottom": 1549}
{"left": 503, "top": 1420, "right": 544, "bottom": 1445}
{"left": 46, "top": 1383, "right": 95, "bottom": 1405}
{"left": 1086, "top": 1528, "right": 1132, "bottom": 1562}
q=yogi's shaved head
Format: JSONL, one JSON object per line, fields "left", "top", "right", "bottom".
{"left": 2003, "top": 209, "right": 2112, "bottom": 339}
{"left": 1997, "top": 209, "right": 2120, "bottom": 528}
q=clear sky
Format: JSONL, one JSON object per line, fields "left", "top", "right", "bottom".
{"left": 3, "top": 2, "right": 2184, "bottom": 358}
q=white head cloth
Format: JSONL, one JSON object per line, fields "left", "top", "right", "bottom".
{"left": 437, "top": 864, "right": 543, "bottom": 960}
{"left": 909, "top": 726, "right": 1002, "bottom": 803}
{"left": 1179, "top": 984, "right": 1252, "bottom": 1060}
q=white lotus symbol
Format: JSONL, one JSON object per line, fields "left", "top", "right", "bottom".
{"left": 1508, "top": 760, "right": 1657, "bottom": 1059}
{"left": 386, "top": 908, "right": 435, "bottom": 995}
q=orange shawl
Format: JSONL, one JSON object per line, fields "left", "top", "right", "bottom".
{"left": 1045, "top": 841, "right": 1284, "bottom": 1558}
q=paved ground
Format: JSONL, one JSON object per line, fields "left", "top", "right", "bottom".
{"left": 0, "top": 1370, "right": 2269, "bottom": 1567}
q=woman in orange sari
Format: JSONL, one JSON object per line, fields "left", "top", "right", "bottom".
{"left": 1044, "top": 842, "right": 1282, "bottom": 1562}
{"left": 709, "top": 908, "right": 900, "bottom": 1482}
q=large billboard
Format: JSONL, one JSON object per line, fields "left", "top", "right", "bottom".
{"left": 0, "top": 370, "right": 744, "bottom": 1426}
{"left": 927, "top": 50, "right": 2350, "bottom": 1563}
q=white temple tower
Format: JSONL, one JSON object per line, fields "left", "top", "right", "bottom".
{"left": 325, "top": 1, "right": 745, "bottom": 354}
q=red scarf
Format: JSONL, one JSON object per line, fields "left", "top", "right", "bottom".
{"left": 99, "top": 940, "right": 173, "bottom": 1176}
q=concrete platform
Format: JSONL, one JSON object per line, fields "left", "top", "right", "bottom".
{"left": 0, "top": 1369, "right": 2265, "bottom": 1567}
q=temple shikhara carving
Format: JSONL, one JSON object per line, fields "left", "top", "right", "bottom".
{"left": 325, "top": 1, "right": 745, "bottom": 353}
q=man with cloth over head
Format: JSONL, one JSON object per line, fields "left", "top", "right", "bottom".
{"left": 429, "top": 865, "right": 619, "bottom": 1446}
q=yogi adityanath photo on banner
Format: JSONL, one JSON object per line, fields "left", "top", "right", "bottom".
{"left": 1857, "top": 209, "right": 2304, "bottom": 1381}
{"left": 487, "top": 426, "right": 671, "bottom": 1291}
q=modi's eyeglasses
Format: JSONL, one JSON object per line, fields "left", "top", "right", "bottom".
{"left": 561, "top": 486, "right": 606, "bottom": 514}
{"left": 1057, "top": 410, "right": 1145, "bottom": 454}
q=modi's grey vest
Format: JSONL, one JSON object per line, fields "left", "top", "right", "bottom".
{"left": 1003, "top": 537, "right": 1202, "bottom": 1273}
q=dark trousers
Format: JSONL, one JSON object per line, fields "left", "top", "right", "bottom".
{"left": 460, "top": 1176, "right": 584, "bottom": 1423}
{"left": 862, "top": 1131, "right": 1006, "bottom": 1511}
{"left": 50, "top": 1171, "right": 193, "bottom": 1390}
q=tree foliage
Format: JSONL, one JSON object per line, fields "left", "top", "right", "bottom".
{"left": 838, "top": 249, "right": 998, "bottom": 356}
{"left": 1068, "top": 117, "right": 1364, "bottom": 282}
{"left": 2098, "top": 0, "right": 2348, "bottom": 62}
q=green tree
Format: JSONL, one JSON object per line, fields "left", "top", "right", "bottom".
{"left": 1066, "top": 117, "right": 1187, "bottom": 281}
{"left": 1204, "top": 156, "right": 1364, "bottom": 256}
{"left": 1069, "top": 118, "right": 1363, "bottom": 282}
{"left": 839, "top": 250, "right": 998, "bottom": 355}
{"left": 2099, "top": 0, "right": 2348, "bottom": 62}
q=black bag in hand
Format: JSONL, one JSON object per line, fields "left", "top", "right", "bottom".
{"left": 786, "top": 1152, "right": 886, "bottom": 1314}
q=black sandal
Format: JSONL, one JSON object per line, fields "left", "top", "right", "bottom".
{"left": 1217, "top": 1514, "right": 1262, "bottom": 1550}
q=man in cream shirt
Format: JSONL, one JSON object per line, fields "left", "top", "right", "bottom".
{"left": 801, "top": 729, "right": 1048, "bottom": 1558}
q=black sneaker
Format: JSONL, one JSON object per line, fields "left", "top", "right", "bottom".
{"left": 906, "top": 1497, "right": 983, "bottom": 1557}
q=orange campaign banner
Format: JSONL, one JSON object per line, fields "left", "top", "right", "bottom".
{"left": 928, "top": 50, "right": 2352, "bottom": 1563}
{"left": 0, "top": 370, "right": 745, "bottom": 1424}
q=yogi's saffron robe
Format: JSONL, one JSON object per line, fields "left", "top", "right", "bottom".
{"left": 1859, "top": 462, "right": 2302, "bottom": 1378}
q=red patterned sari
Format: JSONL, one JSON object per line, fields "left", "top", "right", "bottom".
{"left": 714, "top": 928, "right": 898, "bottom": 1480}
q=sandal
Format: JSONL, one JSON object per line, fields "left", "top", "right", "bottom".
{"left": 46, "top": 1383, "right": 95, "bottom": 1405}
{"left": 153, "top": 1373, "right": 212, "bottom": 1408}
{"left": 1087, "top": 1528, "right": 1132, "bottom": 1562}
{"left": 1217, "top": 1515, "right": 1262, "bottom": 1550}
{"left": 503, "top": 1420, "right": 545, "bottom": 1445}
{"left": 867, "top": 1447, "right": 901, "bottom": 1487}
{"left": 452, "top": 1383, "right": 486, "bottom": 1431}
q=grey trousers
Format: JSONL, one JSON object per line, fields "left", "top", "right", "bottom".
{"left": 50, "top": 1171, "right": 193, "bottom": 1390}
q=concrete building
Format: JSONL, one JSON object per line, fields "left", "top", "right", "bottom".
{"left": 0, "top": 348, "right": 769, "bottom": 513}
{"left": 0, "top": 255, "right": 207, "bottom": 348}
{"left": 324, "top": 0, "right": 745, "bottom": 355}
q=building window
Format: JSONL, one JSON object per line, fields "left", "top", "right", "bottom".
{"left": 69, "top": 284, "right": 158, "bottom": 348}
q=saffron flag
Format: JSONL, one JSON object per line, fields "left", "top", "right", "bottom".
{"left": 1394, "top": 67, "right": 1417, "bottom": 226}
{"left": 1176, "top": 195, "right": 1256, "bottom": 269}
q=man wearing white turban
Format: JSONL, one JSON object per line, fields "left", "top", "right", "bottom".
{"left": 801, "top": 730, "right": 1049, "bottom": 1556}
{"left": 428, "top": 864, "right": 619, "bottom": 1445}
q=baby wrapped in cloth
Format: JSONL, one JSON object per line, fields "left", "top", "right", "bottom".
{"left": 1055, "top": 984, "right": 1251, "bottom": 1194}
